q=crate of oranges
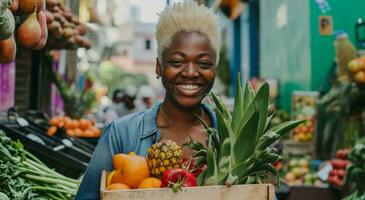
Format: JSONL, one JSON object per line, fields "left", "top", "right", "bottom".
{"left": 47, "top": 116, "right": 101, "bottom": 138}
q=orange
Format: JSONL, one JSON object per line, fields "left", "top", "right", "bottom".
{"left": 107, "top": 183, "right": 130, "bottom": 190}
{"left": 49, "top": 117, "right": 58, "bottom": 126}
{"left": 66, "top": 129, "right": 75, "bottom": 137}
{"left": 47, "top": 126, "right": 57, "bottom": 136}
{"left": 137, "top": 177, "right": 161, "bottom": 189}
{"left": 74, "top": 128, "right": 83, "bottom": 137}
{"left": 83, "top": 129, "right": 94, "bottom": 137}
{"left": 89, "top": 127, "right": 101, "bottom": 137}
{"left": 111, "top": 152, "right": 150, "bottom": 188}
{"left": 79, "top": 119, "right": 91, "bottom": 130}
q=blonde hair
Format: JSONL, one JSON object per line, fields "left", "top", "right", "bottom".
{"left": 156, "top": 0, "right": 221, "bottom": 64}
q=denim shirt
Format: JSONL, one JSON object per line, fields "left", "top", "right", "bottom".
{"left": 75, "top": 102, "right": 217, "bottom": 200}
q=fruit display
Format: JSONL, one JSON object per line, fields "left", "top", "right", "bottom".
{"left": 291, "top": 92, "right": 318, "bottom": 142}
{"left": 348, "top": 56, "right": 365, "bottom": 85}
{"left": 44, "top": 0, "right": 91, "bottom": 49}
{"left": 292, "top": 116, "right": 315, "bottom": 142}
{"left": 328, "top": 149, "right": 351, "bottom": 187}
{"left": 285, "top": 157, "right": 309, "bottom": 185}
{"left": 47, "top": 116, "right": 101, "bottom": 138}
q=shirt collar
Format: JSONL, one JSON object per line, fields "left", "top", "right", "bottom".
{"left": 140, "top": 102, "right": 218, "bottom": 139}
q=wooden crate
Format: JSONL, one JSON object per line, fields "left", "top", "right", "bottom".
{"left": 100, "top": 171, "right": 275, "bottom": 200}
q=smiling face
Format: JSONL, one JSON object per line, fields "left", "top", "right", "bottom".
{"left": 156, "top": 31, "right": 217, "bottom": 108}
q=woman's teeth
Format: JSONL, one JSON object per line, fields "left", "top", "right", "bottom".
{"left": 177, "top": 84, "right": 200, "bottom": 90}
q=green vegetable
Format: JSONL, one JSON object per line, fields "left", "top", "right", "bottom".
{"left": 0, "top": 130, "right": 80, "bottom": 199}
{"left": 0, "top": 2, "right": 15, "bottom": 41}
{"left": 343, "top": 138, "right": 365, "bottom": 199}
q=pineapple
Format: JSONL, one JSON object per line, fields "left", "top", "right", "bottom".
{"left": 147, "top": 140, "right": 183, "bottom": 178}
{"left": 186, "top": 74, "right": 304, "bottom": 186}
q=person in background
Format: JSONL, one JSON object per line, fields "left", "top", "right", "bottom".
{"left": 136, "top": 85, "right": 156, "bottom": 109}
{"left": 119, "top": 85, "right": 140, "bottom": 116}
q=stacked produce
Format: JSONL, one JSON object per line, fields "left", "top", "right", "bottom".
{"left": 348, "top": 56, "right": 365, "bottom": 85}
{"left": 291, "top": 94, "right": 317, "bottom": 142}
{"left": 0, "top": 130, "right": 80, "bottom": 199}
{"left": 48, "top": 116, "right": 101, "bottom": 138}
{"left": 328, "top": 148, "right": 351, "bottom": 188}
{"left": 284, "top": 158, "right": 309, "bottom": 185}
{"left": 45, "top": 0, "right": 91, "bottom": 49}
{"left": 292, "top": 116, "right": 315, "bottom": 142}
{"left": 342, "top": 139, "right": 365, "bottom": 200}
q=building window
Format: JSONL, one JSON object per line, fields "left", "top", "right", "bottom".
{"left": 145, "top": 39, "right": 151, "bottom": 50}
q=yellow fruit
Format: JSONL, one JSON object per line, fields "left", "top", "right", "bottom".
{"left": 285, "top": 172, "right": 296, "bottom": 182}
{"left": 299, "top": 159, "right": 309, "bottom": 168}
{"left": 106, "top": 170, "right": 116, "bottom": 188}
{"left": 348, "top": 59, "right": 361, "bottom": 73}
{"left": 146, "top": 140, "right": 183, "bottom": 178}
{"left": 137, "top": 177, "right": 161, "bottom": 189}
{"left": 354, "top": 71, "right": 365, "bottom": 84}
{"left": 107, "top": 183, "right": 130, "bottom": 190}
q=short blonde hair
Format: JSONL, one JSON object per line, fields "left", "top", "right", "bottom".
{"left": 156, "top": 0, "right": 221, "bottom": 64}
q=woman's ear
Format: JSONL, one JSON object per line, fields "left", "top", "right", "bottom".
{"left": 155, "top": 57, "right": 161, "bottom": 78}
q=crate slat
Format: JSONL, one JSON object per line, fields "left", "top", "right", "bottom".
{"left": 101, "top": 171, "right": 275, "bottom": 200}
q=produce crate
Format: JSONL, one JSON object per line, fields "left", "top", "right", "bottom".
{"left": 100, "top": 171, "right": 275, "bottom": 200}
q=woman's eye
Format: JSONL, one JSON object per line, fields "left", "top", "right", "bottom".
{"left": 169, "top": 60, "right": 183, "bottom": 67}
{"left": 198, "top": 61, "right": 213, "bottom": 68}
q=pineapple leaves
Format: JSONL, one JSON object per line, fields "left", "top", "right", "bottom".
{"left": 232, "top": 74, "right": 243, "bottom": 132}
{"left": 211, "top": 92, "right": 231, "bottom": 120}
{"left": 196, "top": 78, "right": 303, "bottom": 186}
{"left": 255, "top": 82, "right": 270, "bottom": 137}
{"left": 234, "top": 112, "right": 259, "bottom": 164}
{"left": 242, "top": 81, "right": 255, "bottom": 114}
{"left": 214, "top": 109, "right": 231, "bottom": 146}
{"left": 268, "top": 120, "right": 304, "bottom": 136}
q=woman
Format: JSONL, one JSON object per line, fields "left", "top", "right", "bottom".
{"left": 75, "top": 1, "right": 221, "bottom": 199}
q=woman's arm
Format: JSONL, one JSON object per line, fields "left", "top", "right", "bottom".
{"left": 74, "top": 122, "right": 121, "bottom": 199}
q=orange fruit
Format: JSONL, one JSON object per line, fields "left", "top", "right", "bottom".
{"left": 74, "top": 128, "right": 83, "bottom": 137}
{"left": 137, "top": 177, "right": 161, "bottom": 189}
{"left": 79, "top": 119, "right": 92, "bottom": 130}
{"left": 89, "top": 127, "right": 101, "bottom": 137}
{"left": 66, "top": 129, "right": 75, "bottom": 137}
{"left": 83, "top": 129, "right": 94, "bottom": 137}
{"left": 47, "top": 126, "right": 57, "bottom": 136}
{"left": 49, "top": 117, "right": 58, "bottom": 126}
{"left": 107, "top": 183, "right": 130, "bottom": 190}
{"left": 111, "top": 152, "right": 150, "bottom": 188}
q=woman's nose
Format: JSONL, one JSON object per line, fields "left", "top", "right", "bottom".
{"left": 182, "top": 63, "right": 199, "bottom": 78}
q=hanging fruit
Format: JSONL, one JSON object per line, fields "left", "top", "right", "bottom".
{"left": 18, "top": 0, "right": 44, "bottom": 14}
{"left": 32, "top": 2, "right": 47, "bottom": 49}
{"left": 0, "top": 36, "right": 16, "bottom": 63}
{"left": 17, "top": 6, "right": 41, "bottom": 48}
